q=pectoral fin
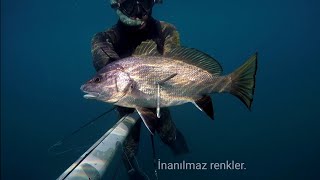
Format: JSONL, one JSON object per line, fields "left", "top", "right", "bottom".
{"left": 136, "top": 107, "right": 157, "bottom": 135}
{"left": 157, "top": 73, "right": 178, "bottom": 85}
{"left": 128, "top": 80, "right": 152, "bottom": 100}
{"left": 155, "top": 73, "right": 178, "bottom": 118}
{"left": 193, "top": 96, "right": 214, "bottom": 120}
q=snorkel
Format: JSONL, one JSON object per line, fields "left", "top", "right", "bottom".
{"left": 111, "top": 0, "right": 143, "bottom": 26}
{"left": 116, "top": 8, "right": 144, "bottom": 26}
{"left": 110, "top": 0, "right": 162, "bottom": 26}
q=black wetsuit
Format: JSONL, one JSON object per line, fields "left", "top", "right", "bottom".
{"left": 91, "top": 17, "right": 189, "bottom": 179}
{"left": 92, "top": 17, "right": 180, "bottom": 70}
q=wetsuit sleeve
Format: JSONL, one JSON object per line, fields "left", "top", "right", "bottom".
{"left": 91, "top": 30, "right": 120, "bottom": 71}
{"left": 160, "top": 21, "right": 181, "bottom": 54}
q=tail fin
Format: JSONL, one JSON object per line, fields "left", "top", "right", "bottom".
{"left": 229, "top": 53, "right": 258, "bottom": 110}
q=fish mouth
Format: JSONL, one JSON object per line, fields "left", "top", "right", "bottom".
{"left": 83, "top": 92, "right": 100, "bottom": 99}
{"left": 80, "top": 85, "right": 101, "bottom": 99}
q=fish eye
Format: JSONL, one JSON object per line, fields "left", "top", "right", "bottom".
{"left": 93, "top": 76, "right": 101, "bottom": 83}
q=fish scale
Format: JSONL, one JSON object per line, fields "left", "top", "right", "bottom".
{"left": 81, "top": 40, "right": 257, "bottom": 134}
{"left": 118, "top": 56, "right": 215, "bottom": 107}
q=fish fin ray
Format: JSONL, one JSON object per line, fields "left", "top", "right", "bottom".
{"left": 193, "top": 96, "right": 214, "bottom": 120}
{"left": 157, "top": 73, "right": 178, "bottom": 85}
{"left": 129, "top": 82, "right": 153, "bottom": 100}
{"left": 136, "top": 107, "right": 157, "bottom": 135}
{"left": 133, "top": 40, "right": 161, "bottom": 56}
{"left": 165, "top": 47, "right": 223, "bottom": 75}
{"left": 229, "top": 53, "right": 258, "bottom": 110}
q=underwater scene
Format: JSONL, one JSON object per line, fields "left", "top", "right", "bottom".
{"left": 1, "top": 0, "right": 320, "bottom": 179}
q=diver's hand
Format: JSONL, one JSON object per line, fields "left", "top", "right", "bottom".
{"left": 154, "top": 37, "right": 164, "bottom": 55}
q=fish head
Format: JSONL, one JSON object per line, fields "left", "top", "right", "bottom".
{"left": 80, "top": 64, "right": 132, "bottom": 103}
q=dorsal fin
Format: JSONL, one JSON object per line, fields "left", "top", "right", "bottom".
{"left": 133, "top": 40, "right": 161, "bottom": 56}
{"left": 165, "top": 47, "right": 223, "bottom": 75}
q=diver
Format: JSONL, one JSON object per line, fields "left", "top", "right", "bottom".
{"left": 91, "top": 0, "right": 189, "bottom": 179}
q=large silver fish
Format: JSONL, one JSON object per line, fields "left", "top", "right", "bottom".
{"left": 81, "top": 41, "right": 257, "bottom": 134}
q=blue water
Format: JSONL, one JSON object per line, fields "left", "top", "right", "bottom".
{"left": 1, "top": 0, "right": 320, "bottom": 179}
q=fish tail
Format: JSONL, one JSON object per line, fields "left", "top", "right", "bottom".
{"left": 229, "top": 53, "right": 258, "bottom": 110}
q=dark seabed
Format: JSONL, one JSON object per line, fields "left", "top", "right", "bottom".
{"left": 1, "top": 0, "right": 320, "bottom": 179}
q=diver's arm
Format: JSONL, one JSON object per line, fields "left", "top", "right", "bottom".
{"left": 160, "top": 21, "right": 181, "bottom": 53}
{"left": 91, "top": 31, "right": 120, "bottom": 71}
